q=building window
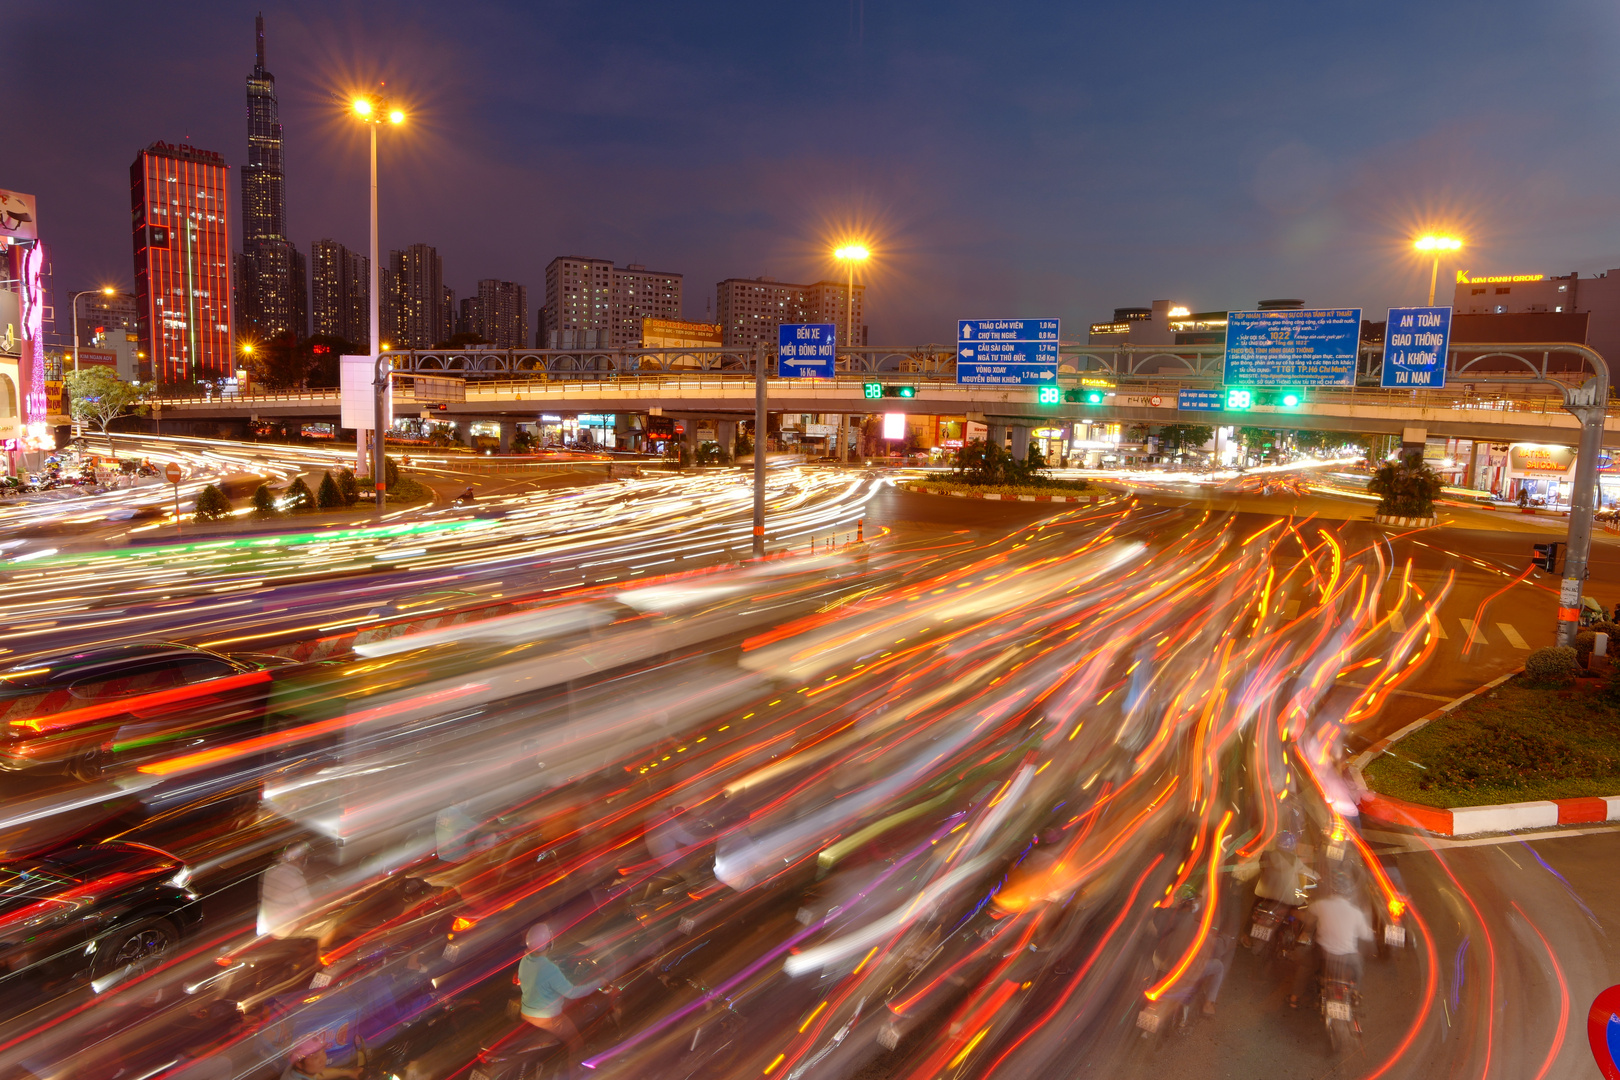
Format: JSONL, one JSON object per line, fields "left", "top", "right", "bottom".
{"left": 1556, "top": 305, "right": 1564, "bottom": 312}
{"left": 1471, "top": 288, "right": 1486, "bottom": 295}
{"left": 1495, "top": 287, "right": 1510, "bottom": 295}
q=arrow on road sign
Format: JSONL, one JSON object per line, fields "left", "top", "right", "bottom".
{"left": 960, "top": 348, "right": 974, "bottom": 358}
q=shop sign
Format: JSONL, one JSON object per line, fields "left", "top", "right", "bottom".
{"left": 1509, "top": 445, "right": 1574, "bottom": 473}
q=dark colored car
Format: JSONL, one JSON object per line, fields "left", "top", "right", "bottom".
{"left": 0, "top": 841, "right": 200, "bottom": 993}
{"left": 0, "top": 642, "right": 296, "bottom": 779}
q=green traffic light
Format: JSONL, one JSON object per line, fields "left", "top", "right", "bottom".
{"left": 1085, "top": 389, "right": 1105, "bottom": 405}
{"left": 863, "top": 382, "right": 883, "bottom": 400}
{"left": 1036, "top": 386, "right": 1061, "bottom": 405}
{"left": 1224, "top": 388, "right": 1253, "bottom": 411}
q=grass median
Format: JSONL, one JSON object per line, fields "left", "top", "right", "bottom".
{"left": 1363, "top": 674, "right": 1620, "bottom": 807}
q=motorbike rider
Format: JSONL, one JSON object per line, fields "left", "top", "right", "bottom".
{"left": 258, "top": 843, "right": 338, "bottom": 954}
{"left": 1150, "top": 884, "right": 1233, "bottom": 1017}
{"left": 518, "top": 922, "right": 598, "bottom": 1054}
{"left": 1240, "top": 831, "right": 1315, "bottom": 946}
{"left": 281, "top": 1036, "right": 360, "bottom": 1080}
{"left": 1290, "top": 868, "right": 1374, "bottom": 1008}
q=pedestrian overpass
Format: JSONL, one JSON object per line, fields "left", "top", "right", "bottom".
{"left": 151, "top": 340, "right": 1620, "bottom": 446}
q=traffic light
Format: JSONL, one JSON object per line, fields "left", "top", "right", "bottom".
{"left": 1224, "top": 387, "right": 1253, "bottom": 411}
{"left": 1531, "top": 542, "right": 1561, "bottom": 572}
{"left": 1064, "top": 388, "right": 1106, "bottom": 404}
{"left": 863, "top": 382, "right": 883, "bottom": 400}
{"left": 1036, "top": 385, "right": 1061, "bottom": 405}
{"left": 1220, "top": 387, "right": 1303, "bottom": 409}
{"left": 884, "top": 384, "right": 916, "bottom": 399}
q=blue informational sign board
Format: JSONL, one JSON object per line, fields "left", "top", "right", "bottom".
{"left": 777, "top": 323, "right": 837, "bottom": 378}
{"left": 1380, "top": 306, "right": 1451, "bottom": 388}
{"left": 957, "top": 319, "right": 1061, "bottom": 385}
{"left": 1177, "top": 389, "right": 1226, "bottom": 411}
{"left": 1222, "top": 308, "right": 1362, "bottom": 387}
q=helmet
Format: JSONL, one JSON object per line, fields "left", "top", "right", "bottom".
{"left": 1174, "top": 883, "right": 1200, "bottom": 908}
{"left": 1329, "top": 870, "right": 1355, "bottom": 896}
{"left": 1276, "top": 831, "right": 1297, "bottom": 854}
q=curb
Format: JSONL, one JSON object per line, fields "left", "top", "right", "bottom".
{"left": 1372, "top": 513, "right": 1438, "bottom": 528}
{"left": 1352, "top": 668, "right": 1620, "bottom": 836}
{"left": 907, "top": 485, "right": 1102, "bottom": 504}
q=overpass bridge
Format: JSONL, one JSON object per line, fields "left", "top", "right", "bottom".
{"left": 151, "top": 341, "right": 1620, "bottom": 446}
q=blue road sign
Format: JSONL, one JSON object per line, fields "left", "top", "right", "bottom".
{"left": 1380, "top": 306, "right": 1451, "bottom": 388}
{"left": 1223, "top": 308, "right": 1362, "bottom": 387}
{"left": 957, "top": 319, "right": 1061, "bottom": 386}
{"left": 777, "top": 323, "right": 837, "bottom": 378}
{"left": 1177, "top": 389, "right": 1226, "bottom": 411}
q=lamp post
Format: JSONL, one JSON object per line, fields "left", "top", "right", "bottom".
{"left": 833, "top": 245, "right": 869, "bottom": 463}
{"left": 351, "top": 95, "right": 405, "bottom": 509}
{"left": 67, "top": 286, "right": 117, "bottom": 439}
{"left": 1414, "top": 235, "right": 1463, "bottom": 306}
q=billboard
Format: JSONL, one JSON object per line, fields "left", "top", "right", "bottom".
{"left": 1380, "top": 307, "right": 1451, "bottom": 389}
{"left": 1222, "top": 308, "right": 1361, "bottom": 387}
{"left": 340, "top": 354, "right": 391, "bottom": 431}
{"left": 0, "top": 191, "right": 37, "bottom": 242}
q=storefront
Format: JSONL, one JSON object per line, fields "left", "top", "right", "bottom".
{"left": 1502, "top": 444, "right": 1575, "bottom": 507}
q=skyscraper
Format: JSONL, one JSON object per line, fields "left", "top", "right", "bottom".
{"left": 543, "top": 257, "right": 680, "bottom": 348}
{"left": 462, "top": 279, "right": 529, "bottom": 347}
{"left": 239, "top": 14, "right": 305, "bottom": 343}
{"left": 310, "top": 239, "right": 369, "bottom": 347}
{"left": 73, "top": 291, "right": 139, "bottom": 347}
{"left": 130, "top": 142, "right": 235, "bottom": 383}
{"left": 384, "top": 244, "right": 445, "bottom": 349}
{"left": 716, "top": 276, "right": 866, "bottom": 349}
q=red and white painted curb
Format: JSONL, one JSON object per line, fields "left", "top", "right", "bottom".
{"left": 1351, "top": 669, "right": 1620, "bottom": 836}
{"left": 907, "top": 485, "right": 1103, "bottom": 504}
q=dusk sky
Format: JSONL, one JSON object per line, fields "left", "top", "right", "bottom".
{"left": 16, "top": 0, "right": 1620, "bottom": 343}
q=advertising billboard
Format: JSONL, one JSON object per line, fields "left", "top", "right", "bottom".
{"left": 0, "top": 190, "right": 37, "bottom": 243}
{"left": 1222, "top": 308, "right": 1361, "bottom": 387}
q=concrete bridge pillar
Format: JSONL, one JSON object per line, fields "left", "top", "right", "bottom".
{"left": 717, "top": 420, "right": 738, "bottom": 459}
{"left": 987, "top": 423, "right": 1008, "bottom": 449}
{"left": 615, "top": 413, "right": 633, "bottom": 451}
{"left": 498, "top": 420, "right": 515, "bottom": 453}
{"left": 1010, "top": 426, "right": 1030, "bottom": 460}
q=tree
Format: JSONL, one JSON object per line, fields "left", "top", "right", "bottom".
{"left": 194, "top": 484, "right": 232, "bottom": 523}
{"left": 251, "top": 483, "right": 279, "bottom": 519}
{"left": 950, "top": 439, "right": 1050, "bottom": 487}
{"left": 384, "top": 456, "right": 401, "bottom": 488}
{"left": 1367, "top": 448, "right": 1444, "bottom": 518}
{"left": 64, "top": 368, "right": 148, "bottom": 451}
{"left": 316, "top": 470, "right": 343, "bottom": 509}
{"left": 734, "top": 429, "right": 754, "bottom": 460}
{"left": 1158, "top": 424, "right": 1215, "bottom": 456}
{"left": 245, "top": 333, "right": 355, "bottom": 389}
{"left": 337, "top": 468, "right": 359, "bottom": 506}
{"left": 285, "top": 476, "right": 315, "bottom": 512}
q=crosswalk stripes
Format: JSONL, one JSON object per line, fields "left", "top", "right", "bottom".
{"left": 1460, "top": 618, "right": 1488, "bottom": 647}
{"left": 1388, "top": 609, "right": 1407, "bottom": 634}
{"left": 1497, "top": 622, "right": 1530, "bottom": 649}
{"left": 1430, "top": 617, "right": 1447, "bottom": 639}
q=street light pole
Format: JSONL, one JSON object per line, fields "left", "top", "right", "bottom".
{"left": 369, "top": 119, "right": 384, "bottom": 510}
{"left": 833, "top": 244, "right": 870, "bottom": 465}
{"left": 1414, "top": 235, "right": 1462, "bottom": 306}
{"left": 1427, "top": 256, "right": 1440, "bottom": 307}
{"left": 753, "top": 343, "right": 766, "bottom": 558}
{"left": 66, "top": 287, "right": 116, "bottom": 440}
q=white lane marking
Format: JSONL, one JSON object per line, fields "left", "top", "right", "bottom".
{"left": 1365, "top": 822, "right": 1620, "bottom": 851}
{"left": 1388, "top": 609, "right": 1408, "bottom": 634}
{"left": 1430, "top": 616, "right": 1448, "bottom": 639}
{"left": 1497, "top": 622, "right": 1529, "bottom": 649}
{"left": 1460, "top": 618, "right": 1488, "bottom": 647}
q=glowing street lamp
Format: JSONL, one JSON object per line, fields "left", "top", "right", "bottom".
{"left": 350, "top": 93, "right": 406, "bottom": 507}
{"left": 1414, "top": 234, "right": 1463, "bottom": 306}
{"left": 834, "top": 245, "right": 869, "bottom": 348}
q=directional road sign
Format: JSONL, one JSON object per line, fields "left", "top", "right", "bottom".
{"left": 1380, "top": 306, "right": 1451, "bottom": 388}
{"left": 1177, "top": 389, "right": 1225, "bottom": 411}
{"left": 1223, "top": 308, "right": 1362, "bottom": 387}
{"left": 957, "top": 319, "right": 1060, "bottom": 386}
{"left": 777, "top": 323, "right": 837, "bottom": 378}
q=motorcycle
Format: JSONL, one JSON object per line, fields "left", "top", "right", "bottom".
{"left": 1320, "top": 954, "right": 1362, "bottom": 1054}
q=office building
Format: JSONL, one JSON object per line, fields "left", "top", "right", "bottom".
{"left": 130, "top": 141, "right": 235, "bottom": 383}
{"left": 543, "top": 257, "right": 681, "bottom": 348}
{"left": 310, "top": 239, "right": 369, "bottom": 347}
{"left": 459, "top": 279, "right": 528, "bottom": 347}
{"left": 237, "top": 14, "right": 305, "bottom": 342}
{"left": 382, "top": 243, "right": 445, "bottom": 349}
{"left": 1451, "top": 269, "right": 1620, "bottom": 376}
{"left": 73, "top": 291, "right": 139, "bottom": 347}
{"left": 716, "top": 276, "right": 866, "bottom": 349}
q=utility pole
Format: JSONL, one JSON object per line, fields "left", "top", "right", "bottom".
{"left": 753, "top": 344, "right": 767, "bottom": 558}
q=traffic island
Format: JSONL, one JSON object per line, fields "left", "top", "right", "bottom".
{"left": 900, "top": 480, "right": 1104, "bottom": 503}
{"left": 1355, "top": 665, "right": 1620, "bottom": 835}
{"left": 1373, "top": 513, "right": 1437, "bottom": 528}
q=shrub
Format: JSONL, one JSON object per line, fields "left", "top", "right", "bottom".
{"left": 193, "top": 484, "right": 232, "bottom": 523}
{"left": 1524, "top": 645, "right": 1580, "bottom": 686}
{"left": 384, "top": 456, "right": 401, "bottom": 488}
{"left": 1367, "top": 449, "right": 1443, "bottom": 518}
{"left": 285, "top": 476, "right": 315, "bottom": 512}
{"left": 734, "top": 431, "right": 754, "bottom": 459}
{"left": 338, "top": 468, "right": 359, "bottom": 505}
{"left": 950, "top": 440, "right": 1051, "bottom": 487}
{"left": 316, "top": 471, "right": 343, "bottom": 509}
{"left": 251, "top": 483, "right": 278, "bottom": 518}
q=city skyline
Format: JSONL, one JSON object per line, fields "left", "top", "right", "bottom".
{"left": 14, "top": 1, "right": 1620, "bottom": 345}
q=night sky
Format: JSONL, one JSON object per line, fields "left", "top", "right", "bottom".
{"left": 15, "top": 1, "right": 1620, "bottom": 342}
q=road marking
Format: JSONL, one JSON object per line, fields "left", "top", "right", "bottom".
{"left": 1496, "top": 622, "right": 1529, "bottom": 649}
{"left": 1429, "top": 617, "right": 1447, "bottom": 639}
{"left": 1388, "top": 609, "right": 1407, "bottom": 633}
{"left": 1366, "top": 822, "right": 1620, "bottom": 851}
{"left": 1335, "top": 680, "right": 1455, "bottom": 703}
{"left": 1460, "top": 618, "right": 1488, "bottom": 647}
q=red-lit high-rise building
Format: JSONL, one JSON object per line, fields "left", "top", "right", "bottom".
{"left": 131, "top": 141, "right": 235, "bottom": 384}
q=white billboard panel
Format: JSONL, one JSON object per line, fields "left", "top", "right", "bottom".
{"left": 340, "top": 354, "right": 390, "bottom": 430}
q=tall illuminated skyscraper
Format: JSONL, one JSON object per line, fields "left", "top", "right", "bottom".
{"left": 130, "top": 142, "right": 235, "bottom": 383}
{"left": 238, "top": 13, "right": 305, "bottom": 343}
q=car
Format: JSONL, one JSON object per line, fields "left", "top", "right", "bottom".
{"left": 0, "top": 642, "right": 297, "bottom": 779}
{"left": 0, "top": 841, "right": 200, "bottom": 994}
